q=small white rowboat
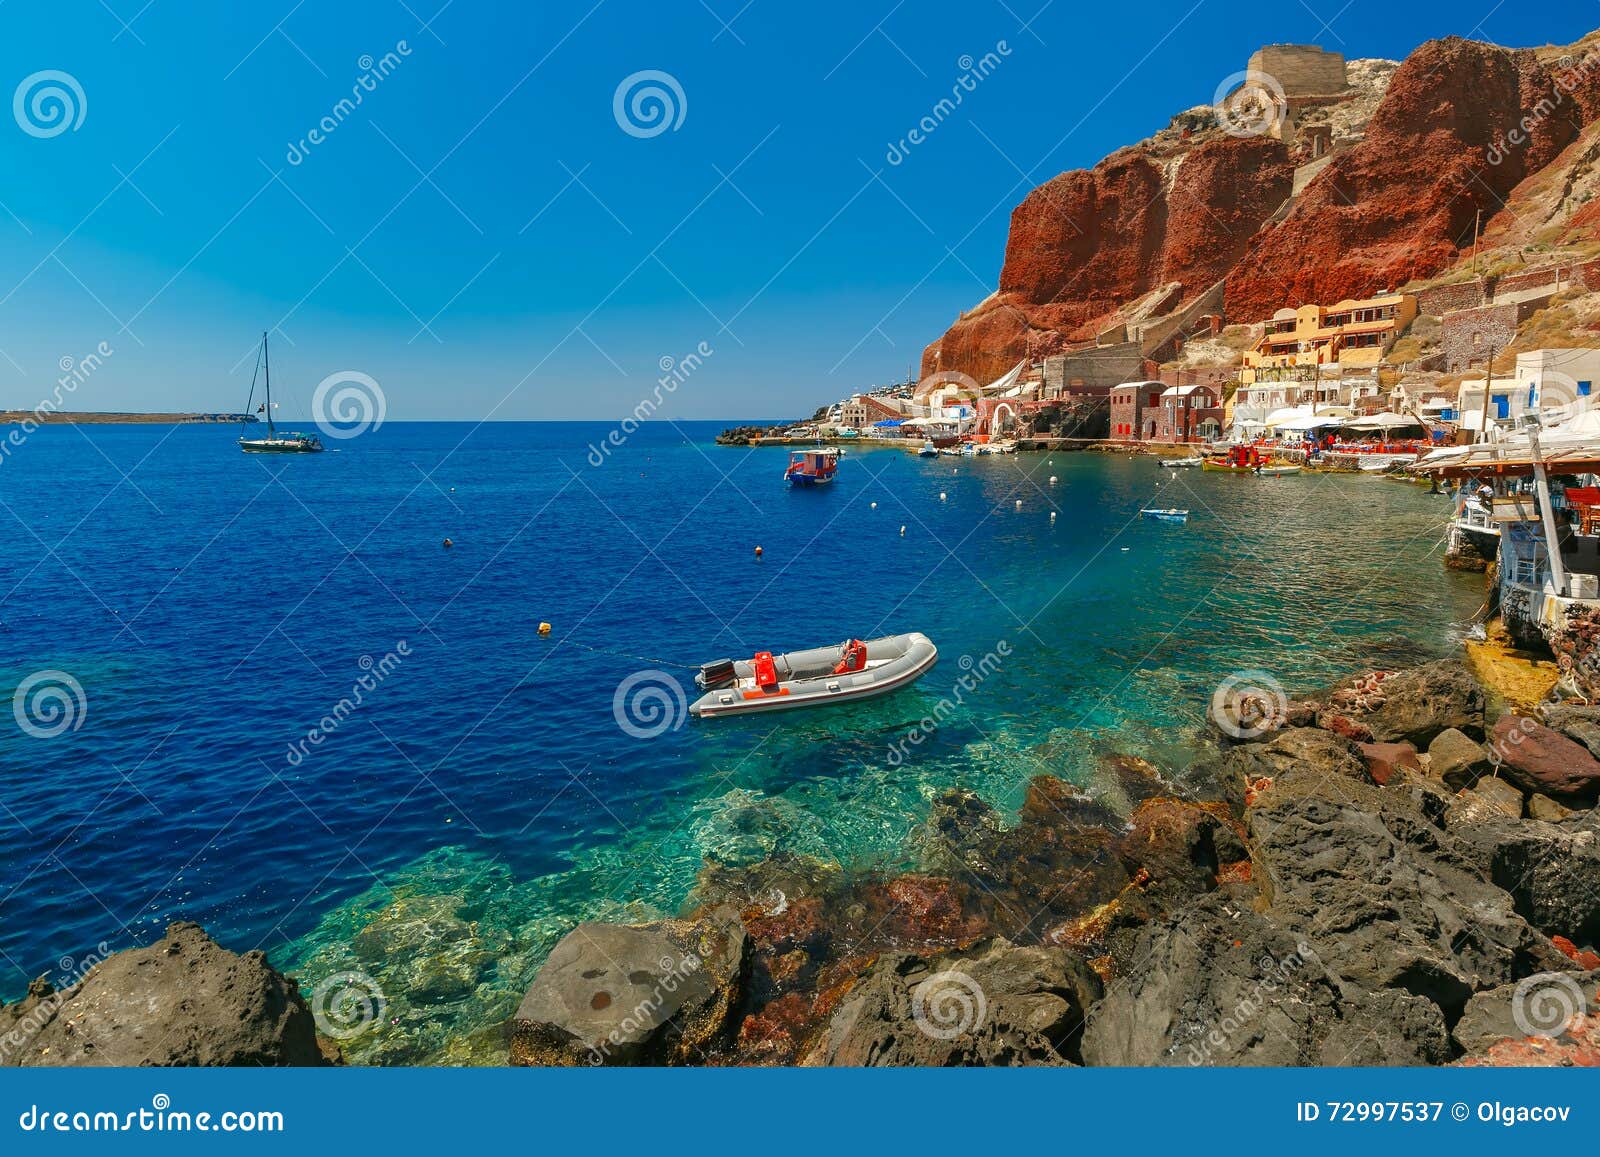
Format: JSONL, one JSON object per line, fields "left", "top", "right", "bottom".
{"left": 1140, "top": 508, "right": 1189, "bottom": 523}
{"left": 690, "top": 632, "right": 938, "bottom": 718}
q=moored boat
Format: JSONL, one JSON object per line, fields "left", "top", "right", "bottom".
{"left": 784, "top": 449, "right": 838, "bottom": 485}
{"left": 1159, "top": 456, "right": 1202, "bottom": 467}
{"left": 237, "top": 332, "right": 322, "bottom": 454}
{"left": 1140, "top": 508, "right": 1189, "bottom": 523}
{"left": 917, "top": 440, "right": 939, "bottom": 457}
{"left": 690, "top": 633, "right": 938, "bottom": 718}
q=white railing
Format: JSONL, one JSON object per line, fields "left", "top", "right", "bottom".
{"left": 1452, "top": 504, "right": 1496, "bottom": 533}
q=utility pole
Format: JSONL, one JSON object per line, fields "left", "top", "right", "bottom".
{"left": 1471, "top": 208, "right": 1482, "bottom": 281}
{"left": 1476, "top": 345, "right": 1496, "bottom": 445}
{"left": 1528, "top": 418, "right": 1568, "bottom": 596}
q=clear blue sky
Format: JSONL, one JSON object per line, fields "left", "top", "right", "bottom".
{"left": 0, "top": 1, "right": 1592, "bottom": 420}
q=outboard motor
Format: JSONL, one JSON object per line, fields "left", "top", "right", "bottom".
{"left": 696, "top": 658, "right": 737, "bottom": 691}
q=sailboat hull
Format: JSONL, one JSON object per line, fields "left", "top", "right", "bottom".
{"left": 239, "top": 437, "right": 323, "bottom": 453}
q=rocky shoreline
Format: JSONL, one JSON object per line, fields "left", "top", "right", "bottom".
{"left": 5, "top": 659, "right": 1598, "bottom": 1067}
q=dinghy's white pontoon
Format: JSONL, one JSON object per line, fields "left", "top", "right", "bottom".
{"left": 689, "top": 632, "right": 937, "bottom": 718}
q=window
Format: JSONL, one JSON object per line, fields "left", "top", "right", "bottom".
{"left": 1581, "top": 381, "right": 1592, "bottom": 396}
{"left": 1494, "top": 394, "right": 1509, "bottom": 420}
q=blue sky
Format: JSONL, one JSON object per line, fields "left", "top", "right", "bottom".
{"left": 0, "top": 1, "right": 1593, "bottom": 420}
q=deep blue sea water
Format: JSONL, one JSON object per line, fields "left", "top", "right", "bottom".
{"left": 0, "top": 421, "right": 1483, "bottom": 1060}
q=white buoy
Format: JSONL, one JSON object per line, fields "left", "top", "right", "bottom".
{"left": 899, "top": 525, "right": 906, "bottom": 536}
{"left": 1048, "top": 475, "right": 1057, "bottom": 484}
{"left": 939, "top": 492, "right": 947, "bottom": 501}
{"left": 1014, "top": 499, "right": 1023, "bottom": 509}
{"left": 871, "top": 501, "right": 877, "bottom": 509}
{"left": 1049, "top": 511, "right": 1057, "bottom": 522}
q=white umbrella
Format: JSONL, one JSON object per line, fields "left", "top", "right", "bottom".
{"left": 1346, "top": 412, "right": 1419, "bottom": 430}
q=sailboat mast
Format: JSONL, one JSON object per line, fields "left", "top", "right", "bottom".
{"left": 262, "top": 331, "right": 274, "bottom": 437}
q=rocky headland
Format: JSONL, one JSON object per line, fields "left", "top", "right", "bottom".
{"left": 9, "top": 656, "right": 1598, "bottom": 1068}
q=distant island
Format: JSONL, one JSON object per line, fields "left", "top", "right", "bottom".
{"left": 0, "top": 411, "right": 257, "bottom": 425}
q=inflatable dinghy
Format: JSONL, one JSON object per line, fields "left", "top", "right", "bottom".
{"left": 689, "top": 632, "right": 938, "bottom": 718}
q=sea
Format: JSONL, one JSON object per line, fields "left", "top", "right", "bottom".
{"left": 0, "top": 420, "right": 1484, "bottom": 1060}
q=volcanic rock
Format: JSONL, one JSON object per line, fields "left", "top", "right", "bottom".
{"left": 1079, "top": 893, "right": 1448, "bottom": 1066}
{"left": 799, "top": 937, "right": 1102, "bottom": 1066}
{"left": 1427, "top": 727, "right": 1492, "bottom": 789}
{"left": 1324, "top": 661, "right": 1484, "bottom": 748}
{"left": 0, "top": 923, "right": 329, "bottom": 1067}
{"left": 509, "top": 911, "right": 748, "bottom": 1066}
{"left": 1454, "top": 970, "right": 1600, "bottom": 1055}
{"left": 1490, "top": 714, "right": 1600, "bottom": 800}
{"left": 1248, "top": 795, "right": 1566, "bottom": 1015}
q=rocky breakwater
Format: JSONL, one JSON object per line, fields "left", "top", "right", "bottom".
{"left": 514, "top": 657, "right": 1600, "bottom": 1066}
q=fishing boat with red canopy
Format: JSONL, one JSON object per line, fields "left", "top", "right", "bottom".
{"left": 785, "top": 449, "right": 839, "bottom": 486}
{"left": 690, "top": 632, "right": 937, "bottom": 718}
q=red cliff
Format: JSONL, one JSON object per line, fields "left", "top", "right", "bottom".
{"left": 923, "top": 32, "right": 1600, "bottom": 383}
{"left": 1224, "top": 37, "right": 1600, "bottom": 320}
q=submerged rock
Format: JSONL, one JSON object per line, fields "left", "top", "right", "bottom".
{"left": 0, "top": 923, "right": 329, "bottom": 1067}
{"left": 509, "top": 911, "right": 747, "bottom": 1066}
{"left": 799, "top": 937, "right": 1101, "bottom": 1066}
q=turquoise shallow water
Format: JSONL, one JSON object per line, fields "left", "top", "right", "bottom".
{"left": 0, "top": 421, "right": 1483, "bottom": 1060}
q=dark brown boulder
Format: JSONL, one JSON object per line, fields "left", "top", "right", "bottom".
{"left": 1491, "top": 714, "right": 1600, "bottom": 800}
